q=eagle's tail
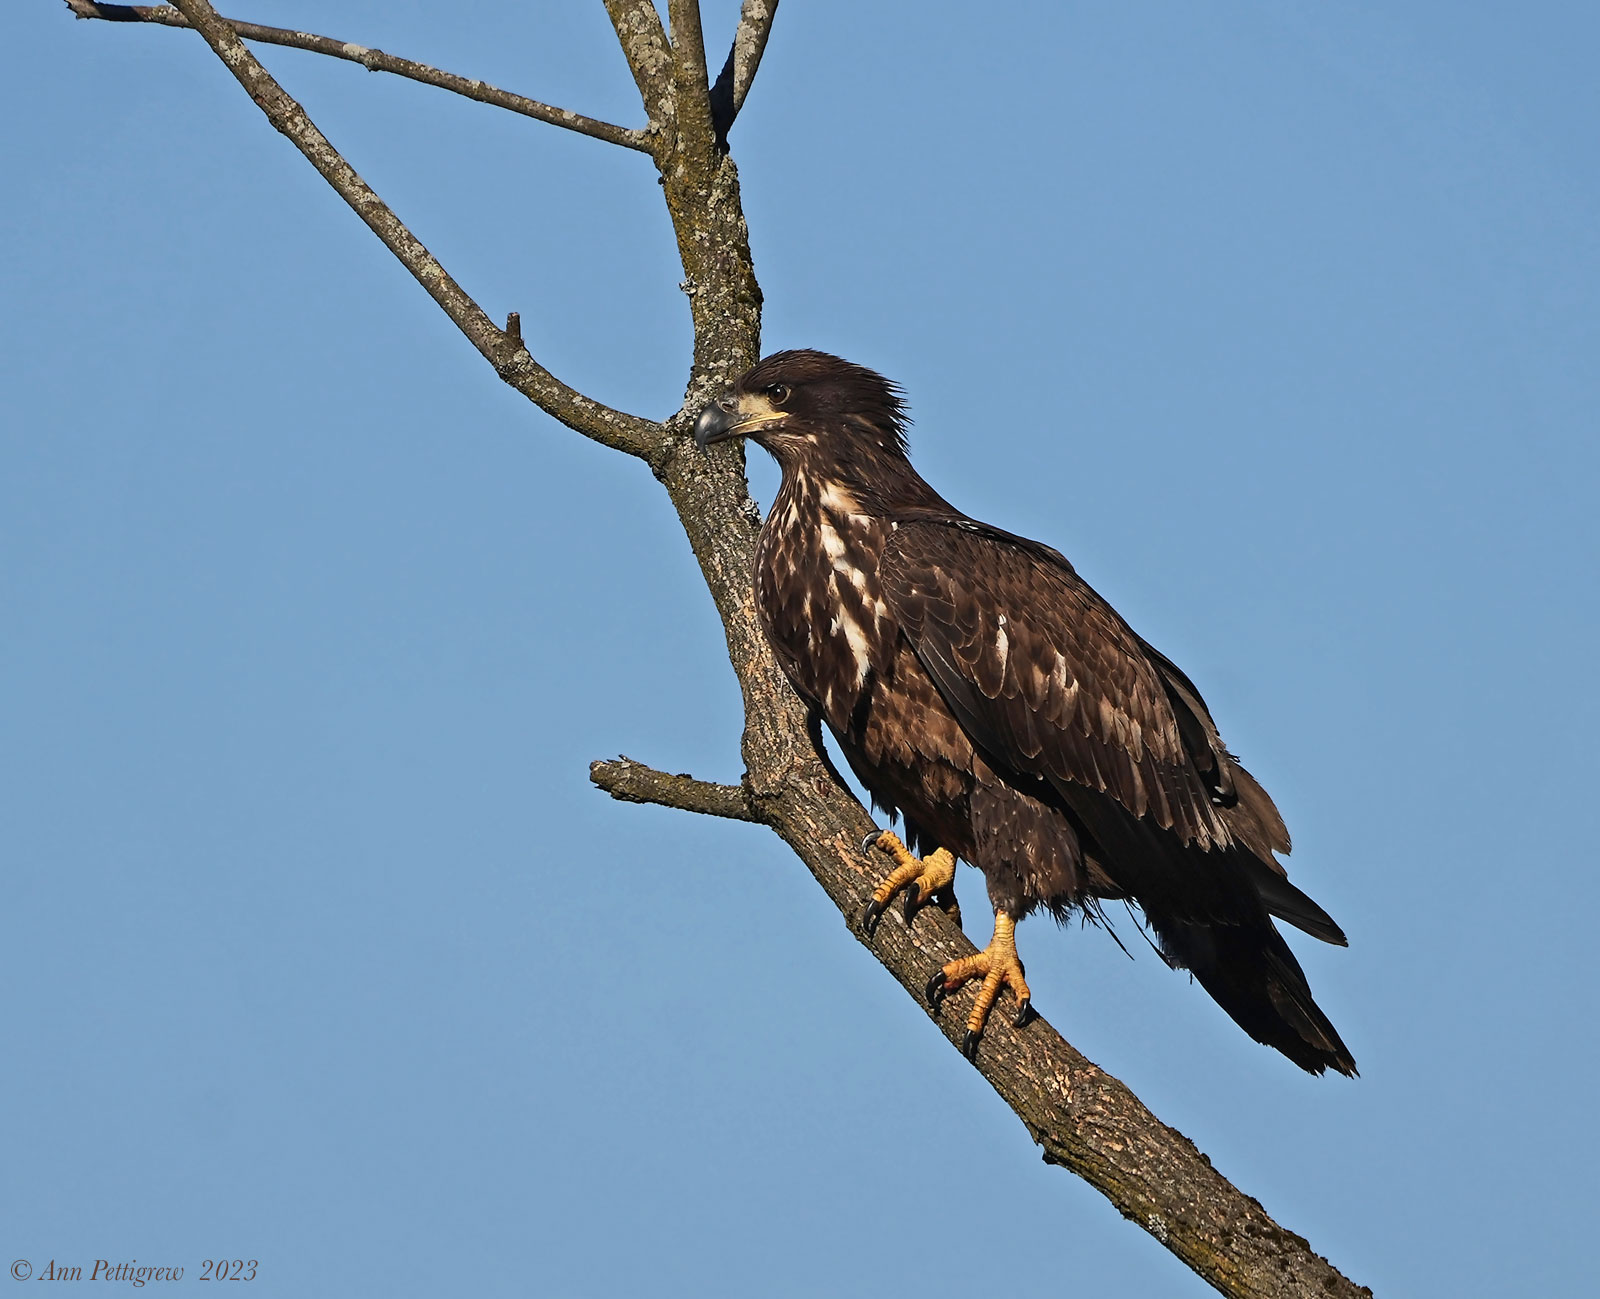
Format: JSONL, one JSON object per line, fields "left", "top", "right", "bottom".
{"left": 1148, "top": 913, "right": 1358, "bottom": 1077}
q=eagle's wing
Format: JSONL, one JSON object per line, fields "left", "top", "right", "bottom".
{"left": 880, "top": 517, "right": 1345, "bottom": 940}
{"left": 880, "top": 518, "right": 1232, "bottom": 848}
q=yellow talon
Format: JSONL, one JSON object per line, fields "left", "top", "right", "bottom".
{"left": 861, "top": 831, "right": 959, "bottom": 934}
{"left": 926, "top": 911, "right": 1033, "bottom": 1060}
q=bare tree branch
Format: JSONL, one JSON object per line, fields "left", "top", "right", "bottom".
{"left": 666, "top": 0, "right": 713, "bottom": 131}
{"left": 596, "top": 751, "right": 1374, "bottom": 1299}
{"left": 63, "top": 1, "right": 650, "bottom": 152}
{"left": 602, "top": 0, "right": 675, "bottom": 132}
{"left": 70, "top": 7, "right": 1373, "bottom": 1294}
{"left": 152, "top": 0, "right": 657, "bottom": 457}
{"left": 590, "top": 758, "right": 757, "bottom": 823}
{"left": 709, "top": 0, "right": 779, "bottom": 146}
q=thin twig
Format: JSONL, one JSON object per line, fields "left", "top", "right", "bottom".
{"left": 63, "top": 1, "right": 650, "bottom": 152}
{"left": 589, "top": 758, "right": 757, "bottom": 823}
{"left": 155, "top": 0, "right": 658, "bottom": 458}
{"left": 709, "top": 0, "right": 778, "bottom": 146}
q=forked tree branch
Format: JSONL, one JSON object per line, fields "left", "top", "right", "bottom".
{"left": 150, "top": 0, "right": 657, "bottom": 457}
{"left": 709, "top": 0, "right": 779, "bottom": 146}
{"left": 63, "top": 1, "right": 650, "bottom": 152}
{"left": 73, "top": 4, "right": 1370, "bottom": 1294}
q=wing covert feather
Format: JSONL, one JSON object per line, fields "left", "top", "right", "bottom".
{"left": 880, "top": 521, "right": 1230, "bottom": 849}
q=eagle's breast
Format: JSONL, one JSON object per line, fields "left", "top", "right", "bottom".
{"left": 755, "top": 471, "right": 896, "bottom": 734}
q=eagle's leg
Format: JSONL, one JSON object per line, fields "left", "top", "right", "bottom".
{"left": 926, "top": 910, "right": 1032, "bottom": 1061}
{"left": 860, "top": 831, "right": 959, "bottom": 936}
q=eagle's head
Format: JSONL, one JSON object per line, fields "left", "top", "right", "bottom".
{"left": 694, "top": 350, "right": 910, "bottom": 466}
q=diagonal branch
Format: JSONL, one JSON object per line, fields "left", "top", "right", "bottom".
{"left": 709, "top": 0, "right": 779, "bottom": 146}
{"left": 602, "top": 0, "right": 675, "bottom": 130}
{"left": 155, "top": 0, "right": 658, "bottom": 458}
{"left": 63, "top": 1, "right": 650, "bottom": 152}
{"left": 590, "top": 754, "right": 1373, "bottom": 1299}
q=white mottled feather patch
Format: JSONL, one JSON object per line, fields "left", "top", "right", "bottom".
{"left": 829, "top": 609, "right": 873, "bottom": 684}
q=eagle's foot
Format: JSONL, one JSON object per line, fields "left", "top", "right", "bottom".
{"left": 860, "top": 832, "right": 958, "bottom": 936}
{"left": 925, "top": 910, "right": 1032, "bottom": 1060}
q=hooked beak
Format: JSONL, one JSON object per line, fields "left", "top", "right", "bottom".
{"left": 694, "top": 393, "right": 788, "bottom": 448}
{"left": 693, "top": 399, "right": 740, "bottom": 448}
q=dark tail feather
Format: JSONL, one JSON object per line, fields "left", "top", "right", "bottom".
{"left": 1149, "top": 913, "right": 1358, "bottom": 1077}
{"left": 1243, "top": 859, "right": 1348, "bottom": 946}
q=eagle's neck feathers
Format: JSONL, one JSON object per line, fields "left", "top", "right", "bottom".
{"left": 757, "top": 458, "right": 903, "bottom": 731}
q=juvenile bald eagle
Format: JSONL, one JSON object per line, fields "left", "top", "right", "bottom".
{"left": 695, "top": 350, "right": 1355, "bottom": 1074}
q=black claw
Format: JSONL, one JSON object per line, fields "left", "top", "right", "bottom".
{"left": 1012, "top": 998, "right": 1034, "bottom": 1029}
{"left": 962, "top": 1029, "right": 982, "bottom": 1061}
{"left": 902, "top": 885, "right": 922, "bottom": 922}
{"left": 861, "top": 898, "right": 884, "bottom": 936}
{"left": 925, "top": 970, "right": 948, "bottom": 1011}
{"left": 860, "top": 830, "right": 883, "bottom": 856}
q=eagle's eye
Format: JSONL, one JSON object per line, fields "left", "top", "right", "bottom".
{"left": 768, "top": 383, "right": 791, "bottom": 406}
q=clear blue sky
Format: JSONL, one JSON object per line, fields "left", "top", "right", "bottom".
{"left": 6, "top": 3, "right": 1597, "bottom": 1295}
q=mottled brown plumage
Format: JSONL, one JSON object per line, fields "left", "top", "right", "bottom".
{"left": 695, "top": 350, "right": 1355, "bottom": 1075}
